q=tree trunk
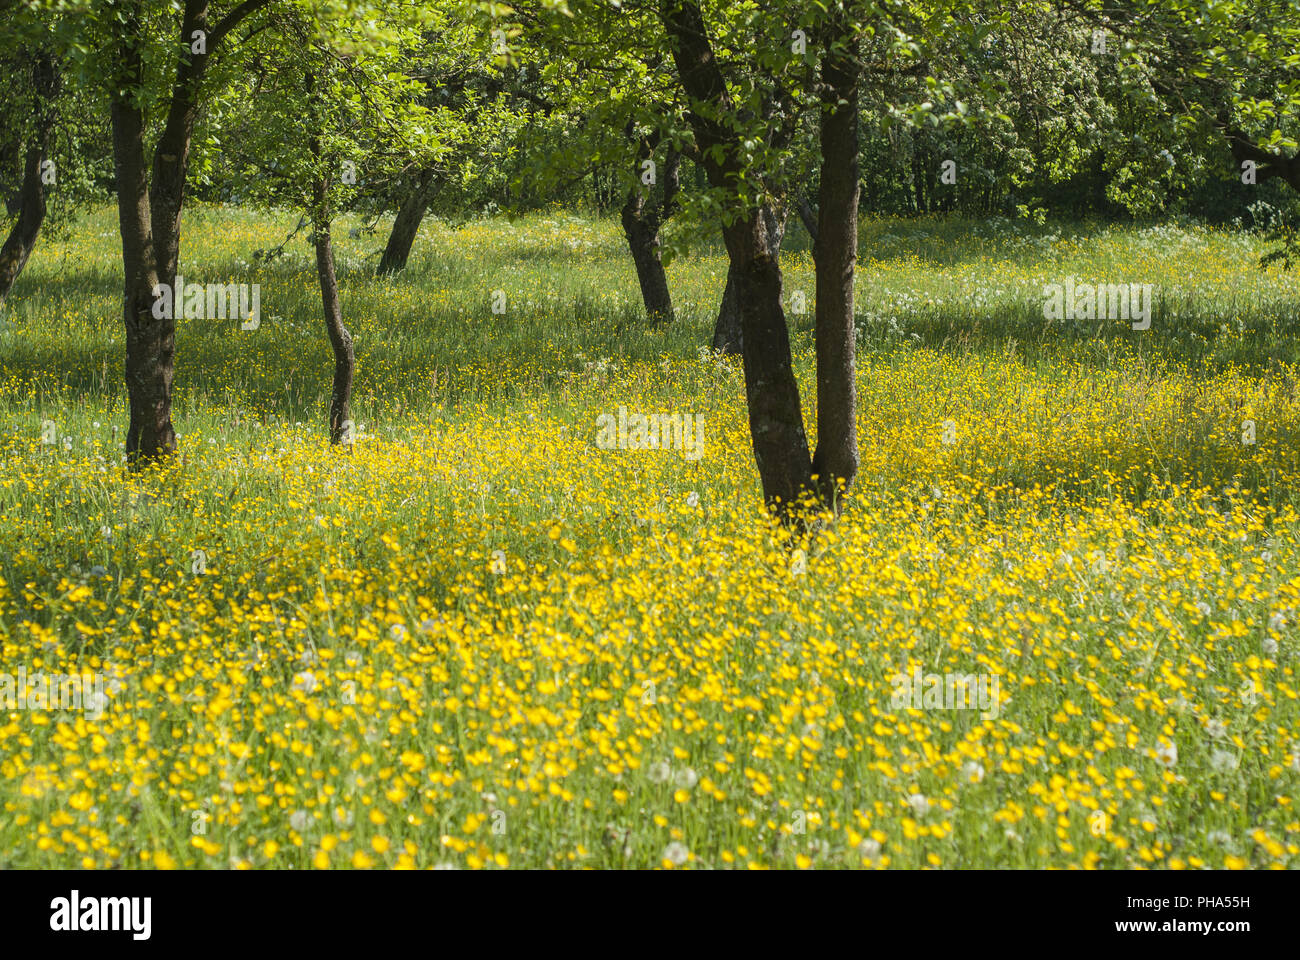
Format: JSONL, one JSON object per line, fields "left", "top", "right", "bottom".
{"left": 722, "top": 208, "right": 815, "bottom": 512}
{"left": 112, "top": 13, "right": 175, "bottom": 464}
{"left": 620, "top": 138, "right": 677, "bottom": 323}
{"left": 0, "top": 54, "right": 57, "bottom": 304}
{"left": 113, "top": 92, "right": 176, "bottom": 463}
{"left": 107, "top": 0, "right": 266, "bottom": 466}
{"left": 663, "top": 0, "right": 816, "bottom": 516}
{"left": 377, "top": 171, "right": 436, "bottom": 276}
{"left": 0, "top": 145, "right": 48, "bottom": 303}
{"left": 762, "top": 202, "right": 787, "bottom": 255}
{"left": 314, "top": 195, "right": 354, "bottom": 444}
{"left": 713, "top": 204, "right": 785, "bottom": 354}
{"left": 810, "top": 21, "right": 861, "bottom": 508}
{"left": 712, "top": 261, "right": 741, "bottom": 354}
{"left": 620, "top": 190, "right": 673, "bottom": 323}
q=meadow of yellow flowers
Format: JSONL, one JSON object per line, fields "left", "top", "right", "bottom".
{"left": 0, "top": 206, "right": 1296, "bottom": 869}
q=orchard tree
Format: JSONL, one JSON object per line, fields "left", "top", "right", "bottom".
{"left": 518, "top": 4, "right": 687, "bottom": 323}
{"left": 47, "top": 0, "right": 507, "bottom": 463}
{"left": 526, "top": 0, "right": 978, "bottom": 516}
{"left": 374, "top": 9, "right": 509, "bottom": 276}
{"left": 53, "top": 0, "right": 283, "bottom": 464}
{"left": 655, "top": 0, "right": 861, "bottom": 514}
{"left": 219, "top": 5, "right": 444, "bottom": 442}
{"left": 1, "top": 4, "right": 114, "bottom": 302}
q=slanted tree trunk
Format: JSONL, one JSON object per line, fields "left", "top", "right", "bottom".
{"left": 305, "top": 65, "right": 353, "bottom": 445}
{"left": 0, "top": 54, "right": 57, "bottom": 303}
{"left": 663, "top": 0, "right": 816, "bottom": 515}
{"left": 313, "top": 204, "right": 354, "bottom": 445}
{"left": 377, "top": 170, "right": 436, "bottom": 276}
{"left": 722, "top": 208, "right": 814, "bottom": 511}
{"left": 0, "top": 146, "right": 49, "bottom": 303}
{"left": 810, "top": 20, "right": 861, "bottom": 509}
{"left": 620, "top": 142, "right": 679, "bottom": 323}
{"left": 622, "top": 198, "right": 673, "bottom": 322}
{"left": 621, "top": 195, "right": 670, "bottom": 321}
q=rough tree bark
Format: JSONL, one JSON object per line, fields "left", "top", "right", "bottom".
{"left": 810, "top": 18, "right": 861, "bottom": 508}
{"left": 712, "top": 263, "right": 740, "bottom": 354}
{"left": 377, "top": 169, "right": 437, "bottom": 276}
{"left": 620, "top": 140, "right": 679, "bottom": 323}
{"left": 713, "top": 202, "right": 786, "bottom": 354}
{"left": 0, "top": 55, "right": 57, "bottom": 304}
{"left": 662, "top": 0, "right": 816, "bottom": 514}
{"left": 112, "top": 23, "right": 175, "bottom": 463}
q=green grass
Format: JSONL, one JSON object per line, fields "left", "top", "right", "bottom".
{"left": 0, "top": 205, "right": 1297, "bottom": 870}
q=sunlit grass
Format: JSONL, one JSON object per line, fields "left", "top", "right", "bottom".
{"left": 0, "top": 205, "right": 1297, "bottom": 869}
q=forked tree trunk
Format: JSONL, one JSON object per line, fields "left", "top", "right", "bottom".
{"left": 810, "top": 22, "right": 861, "bottom": 508}
{"left": 108, "top": 0, "right": 267, "bottom": 466}
{"left": 314, "top": 192, "right": 354, "bottom": 445}
{"left": 377, "top": 170, "right": 436, "bottom": 276}
{"left": 665, "top": 0, "right": 866, "bottom": 519}
{"left": 0, "top": 54, "right": 57, "bottom": 303}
